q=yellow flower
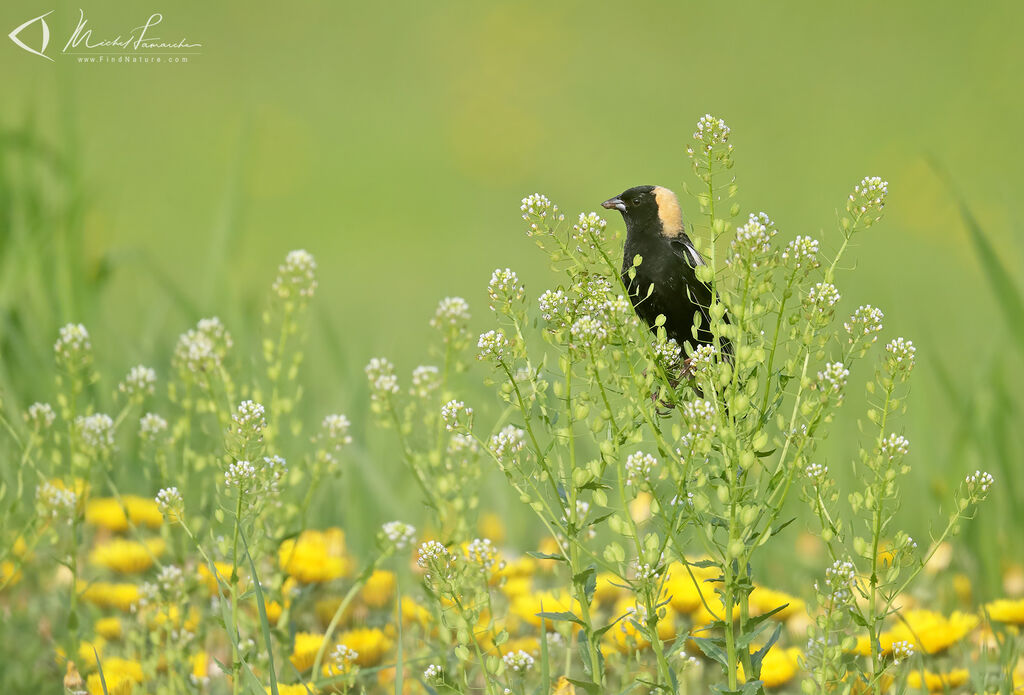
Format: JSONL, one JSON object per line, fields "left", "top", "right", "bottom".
{"left": 78, "top": 638, "right": 105, "bottom": 665}
{"left": 593, "top": 572, "right": 624, "bottom": 605}
{"left": 95, "top": 617, "right": 123, "bottom": 640}
{"left": 290, "top": 632, "right": 327, "bottom": 672}
{"left": 191, "top": 651, "right": 208, "bottom": 680}
{"left": 400, "top": 597, "right": 433, "bottom": 628}
{"left": 986, "top": 598, "right": 1024, "bottom": 624}
{"left": 511, "top": 591, "right": 581, "bottom": 628}
{"left": 266, "top": 600, "right": 284, "bottom": 625}
{"left": 606, "top": 597, "right": 676, "bottom": 653}
{"left": 361, "top": 569, "right": 396, "bottom": 608}
{"left": 499, "top": 636, "right": 540, "bottom": 657}
{"left": 492, "top": 555, "right": 536, "bottom": 581}
{"left": 87, "top": 672, "right": 134, "bottom": 695}
{"left": 314, "top": 596, "right": 354, "bottom": 627}
{"left": 738, "top": 646, "right": 801, "bottom": 687}
{"left": 906, "top": 668, "right": 969, "bottom": 692}
{"left": 80, "top": 582, "right": 141, "bottom": 612}
{"left": 278, "top": 529, "right": 352, "bottom": 584}
{"left": 89, "top": 538, "right": 165, "bottom": 574}
{"left": 87, "top": 656, "right": 144, "bottom": 683}
{"left": 890, "top": 610, "right": 979, "bottom": 654}
{"left": 853, "top": 610, "right": 979, "bottom": 655}
{"left": 266, "top": 684, "right": 315, "bottom": 695}
{"left": 478, "top": 513, "right": 507, "bottom": 544}
{"left": 337, "top": 627, "right": 394, "bottom": 667}
{"left": 85, "top": 496, "right": 163, "bottom": 531}
{"left": 629, "top": 491, "right": 653, "bottom": 523}
{"left": 1, "top": 560, "right": 22, "bottom": 588}
{"left": 499, "top": 576, "right": 533, "bottom": 599}
{"left": 750, "top": 586, "right": 806, "bottom": 621}
{"left": 197, "top": 561, "right": 238, "bottom": 594}
{"left": 662, "top": 561, "right": 718, "bottom": 614}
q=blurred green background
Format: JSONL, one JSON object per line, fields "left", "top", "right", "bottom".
{"left": 2, "top": 2, "right": 1022, "bottom": 591}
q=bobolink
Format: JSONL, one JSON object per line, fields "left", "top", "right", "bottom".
{"left": 602, "top": 185, "right": 728, "bottom": 359}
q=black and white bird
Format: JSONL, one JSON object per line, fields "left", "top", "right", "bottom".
{"left": 602, "top": 185, "right": 728, "bottom": 358}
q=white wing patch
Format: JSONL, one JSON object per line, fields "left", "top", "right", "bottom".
{"left": 686, "top": 242, "right": 705, "bottom": 266}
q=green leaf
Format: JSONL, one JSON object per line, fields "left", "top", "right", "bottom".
{"left": 240, "top": 529, "right": 279, "bottom": 695}
{"left": 536, "top": 610, "right": 584, "bottom": 627}
{"left": 749, "top": 623, "right": 783, "bottom": 679}
{"left": 692, "top": 635, "right": 728, "bottom": 666}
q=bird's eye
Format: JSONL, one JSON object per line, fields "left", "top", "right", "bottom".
{"left": 631, "top": 197, "right": 642, "bottom": 207}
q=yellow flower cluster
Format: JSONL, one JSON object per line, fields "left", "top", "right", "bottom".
{"left": 853, "top": 609, "right": 979, "bottom": 655}
{"left": 278, "top": 528, "right": 353, "bottom": 583}
{"left": 85, "top": 496, "right": 163, "bottom": 531}
{"left": 79, "top": 582, "right": 142, "bottom": 612}
{"left": 89, "top": 538, "right": 166, "bottom": 574}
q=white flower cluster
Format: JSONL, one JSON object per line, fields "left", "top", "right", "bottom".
{"left": 365, "top": 357, "right": 400, "bottom": 398}
{"left": 821, "top": 558, "right": 857, "bottom": 603}
{"left": 520, "top": 193, "right": 564, "bottom": 233}
{"left": 423, "top": 664, "right": 443, "bottom": 682}
{"left": 262, "top": 455, "right": 288, "bottom": 494}
{"left": 805, "top": 282, "right": 841, "bottom": 314}
{"left": 381, "top": 520, "right": 417, "bottom": 549}
{"left": 502, "top": 649, "right": 535, "bottom": 673}
{"left": 139, "top": 413, "right": 168, "bottom": 441}
{"left": 232, "top": 400, "right": 267, "bottom": 442}
{"left": 464, "top": 537, "right": 500, "bottom": 572}
{"left": 782, "top": 235, "right": 820, "bottom": 270}
{"left": 891, "top": 640, "right": 915, "bottom": 665}
{"left": 410, "top": 365, "right": 441, "bottom": 398}
{"left": 848, "top": 176, "right": 889, "bottom": 217}
{"left": 476, "top": 329, "right": 510, "bottom": 362}
{"left": 441, "top": 399, "right": 473, "bottom": 433}
{"left": 417, "top": 540, "right": 456, "bottom": 580}
{"left": 880, "top": 433, "right": 910, "bottom": 460}
{"left": 570, "top": 314, "right": 609, "bottom": 349}
{"left": 727, "top": 212, "right": 776, "bottom": 267}
{"left": 36, "top": 481, "right": 77, "bottom": 519}
{"left": 224, "top": 460, "right": 257, "bottom": 489}
{"left": 272, "top": 249, "right": 318, "bottom": 301}
{"left": 487, "top": 267, "right": 525, "bottom": 311}
{"left": 688, "top": 344, "right": 716, "bottom": 375}
{"left": 885, "top": 337, "right": 916, "bottom": 375}
{"left": 818, "top": 362, "right": 849, "bottom": 395}
{"left": 119, "top": 365, "right": 157, "bottom": 398}
{"left": 54, "top": 323, "right": 92, "bottom": 368}
{"left": 624, "top": 451, "right": 658, "bottom": 486}
{"left": 331, "top": 643, "right": 359, "bottom": 667}
{"left": 844, "top": 305, "right": 884, "bottom": 340}
{"left": 173, "top": 317, "right": 232, "bottom": 378}
{"left": 682, "top": 399, "right": 717, "bottom": 434}
{"left": 804, "top": 463, "right": 828, "bottom": 483}
{"left": 652, "top": 336, "right": 682, "bottom": 370}
{"left": 631, "top": 559, "right": 659, "bottom": 582}
{"left": 692, "top": 113, "right": 731, "bottom": 150}
{"left": 571, "top": 211, "right": 608, "bottom": 250}
{"left": 488, "top": 425, "right": 525, "bottom": 461}
{"left": 965, "top": 470, "right": 994, "bottom": 496}
{"left": 430, "top": 296, "right": 472, "bottom": 331}
{"left": 321, "top": 414, "right": 353, "bottom": 449}
{"left": 157, "top": 564, "right": 185, "bottom": 596}
{"left": 447, "top": 433, "right": 478, "bottom": 458}
{"left": 25, "top": 402, "right": 56, "bottom": 429}
{"left": 78, "top": 413, "right": 115, "bottom": 453}
{"left": 538, "top": 289, "right": 569, "bottom": 325}
{"left": 155, "top": 487, "right": 184, "bottom": 517}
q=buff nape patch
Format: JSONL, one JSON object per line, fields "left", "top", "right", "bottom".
{"left": 653, "top": 186, "right": 683, "bottom": 237}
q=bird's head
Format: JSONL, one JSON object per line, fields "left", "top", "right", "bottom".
{"left": 602, "top": 185, "right": 684, "bottom": 238}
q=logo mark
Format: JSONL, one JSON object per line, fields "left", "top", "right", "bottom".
{"left": 9, "top": 10, "right": 54, "bottom": 61}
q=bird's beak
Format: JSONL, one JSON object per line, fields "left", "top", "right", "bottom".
{"left": 602, "top": 197, "right": 626, "bottom": 212}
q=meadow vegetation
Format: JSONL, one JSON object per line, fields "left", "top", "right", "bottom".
{"left": 1, "top": 115, "right": 1022, "bottom": 695}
